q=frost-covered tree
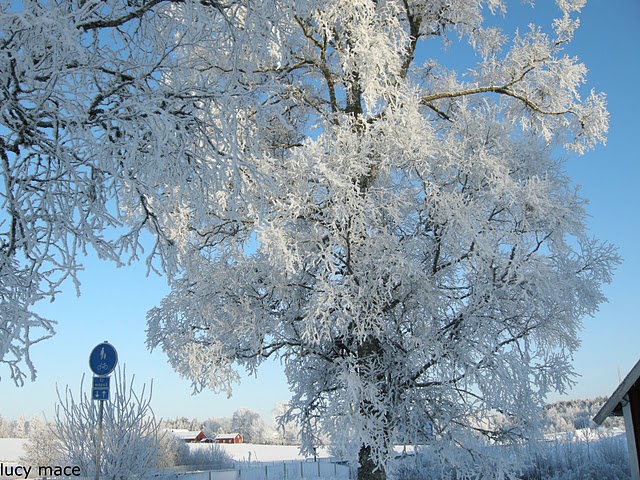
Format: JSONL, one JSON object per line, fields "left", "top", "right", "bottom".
{"left": 53, "top": 367, "right": 161, "bottom": 479}
{"left": 1, "top": 0, "right": 230, "bottom": 385}
{"left": 0, "top": 415, "right": 8, "bottom": 437}
{"left": 13, "top": 414, "right": 28, "bottom": 438}
{"left": 144, "top": 1, "right": 618, "bottom": 478}
{"left": 231, "top": 408, "right": 266, "bottom": 444}
{"left": 273, "top": 401, "right": 301, "bottom": 445}
{"left": 21, "top": 414, "right": 61, "bottom": 468}
{"left": 202, "top": 416, "right": 232, "bottom": 438}
{"left": 1, "top": 0, "right": 619, "bottom": 478}
{"left": 162, "top": 416, "right": 201, "bottom": 431}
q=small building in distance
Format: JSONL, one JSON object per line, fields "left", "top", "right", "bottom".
{"left": 215, "top": 433, "right": 243, "bottom": 444}
{"left": 166, "top": 429, "right": 210, "bottom": 443}
{"left": 594, "top": 358, "right": 640, "bottom": 480}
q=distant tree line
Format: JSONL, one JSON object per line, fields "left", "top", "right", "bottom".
{"left": 542, "top": 396, "right": 625, "bottom": 433}
{"left": 0, "top": 414, "right": 39, "bottom": 438}
{"left": 1, "top": 396, "right": 625, "bottom": 442}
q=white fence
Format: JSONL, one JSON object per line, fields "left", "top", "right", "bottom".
{"left": 236, "top": 460, "right": 351, "bottom": 480}
{"left": 156, "top": 460, "right": 352, "bottom": 480}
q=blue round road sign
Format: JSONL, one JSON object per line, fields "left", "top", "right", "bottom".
{"left": 89, "top": 342, "right": 118, "bottom": 376}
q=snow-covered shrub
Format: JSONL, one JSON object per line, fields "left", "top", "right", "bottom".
{"left": 520, "top": 434, "right": 630, "bottom": 480}
{"left": 157, "top": 430, "right": 187, "bottom": 468}
{"left": 391, "top": 434, "right": 630, "bottom": 480}
{"left": 391, "top": 441, "right": 521, "bottom": 480}
{"left": 177, "top": 443, "right": 235, "bottom": 470}
{"left": 53, "top": 367, "right": 161, "bottom": 479}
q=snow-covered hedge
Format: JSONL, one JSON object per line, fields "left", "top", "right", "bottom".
{"left": 176, "top": 443, "right": 235, "bottom": 470}
{"left": 392, "top": 434, "right": 630, "bottom": 480}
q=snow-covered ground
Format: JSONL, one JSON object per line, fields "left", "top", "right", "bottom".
{"left": 543, "top": 427, "right": 626, "bottom": 443}
{"left": 1, "top": 440, "right": 349, "bottom": 480}
{"left": 0, "top": 439, "right": 321, "bottom": 464}
{"left": 189, "top": 442, "right": 330, "bottom": 463}
{"left": 0, "top": 438, "right": 27, "bottom": 463}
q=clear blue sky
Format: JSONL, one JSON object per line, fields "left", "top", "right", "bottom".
{"left": 2, "top": 1, "right": 639, "bottom": 423}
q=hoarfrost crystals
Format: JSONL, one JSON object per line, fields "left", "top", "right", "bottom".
{"left": 0, "top": 1, "right": 618, "bottom": 479}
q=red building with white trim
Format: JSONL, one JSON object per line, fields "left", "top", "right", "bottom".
{"left": 214, "top": 433, "right": 243, "bottom": 444}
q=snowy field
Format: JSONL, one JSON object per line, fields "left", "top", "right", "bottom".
{"left": 0, "top": 439, "right": 350, "bottom": 480}
{"left": 0, "top": 438, "right": 26, "bottom": 463}
{"left": 0, "top": 439, "right": 323, "bottom": 464}
{"left": 1, "top": 435, "right": 630, "bottom": 479}
{"left": 543, "top": 426, "right": 625, "bottom": 443}
{"left": 172, "top": 444, "right": 351, "bottom": 480}
{"left": 191, "top": 442, "right": 331, "bottom": 463}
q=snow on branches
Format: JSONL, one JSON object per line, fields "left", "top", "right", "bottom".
{"left": 1, "top": 1, "right": 618, "bottom": 478}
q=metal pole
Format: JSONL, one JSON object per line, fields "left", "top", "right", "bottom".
{"left": 95, "top": 399, "right": 104, "bottom": 480}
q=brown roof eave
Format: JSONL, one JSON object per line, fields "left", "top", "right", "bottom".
{"left": 594, "top": 358, "right": 640, "bottom": 425}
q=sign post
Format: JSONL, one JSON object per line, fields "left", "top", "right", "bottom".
{"left": 89, "top": 341, "right": 118, "bottom": 480}
{"left": 92, "top": 376, "right": 110, "bottom": 400}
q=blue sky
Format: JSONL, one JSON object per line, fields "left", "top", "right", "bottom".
{"left": 2, "top": 1, "right": 639, "bottom": 424}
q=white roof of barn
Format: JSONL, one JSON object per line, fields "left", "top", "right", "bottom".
{"left": 166, "top": 429, "right": 206, "bottom": 441}
{"left": 215, "top": 433, "right": 242, "bottom": 439}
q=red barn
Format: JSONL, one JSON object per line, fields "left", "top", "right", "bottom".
{"left": 214, "top": 433, "right": 243, "bottom": 444}
{"left": 167, "top": 429, "right": 210, "bottom": 443}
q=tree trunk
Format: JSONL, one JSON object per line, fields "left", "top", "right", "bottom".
{"left": 358, "top": 445, "right": 386, "bottom": 480}
{"left": 356, "top": 336, "right": 388, "bottom": 480}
